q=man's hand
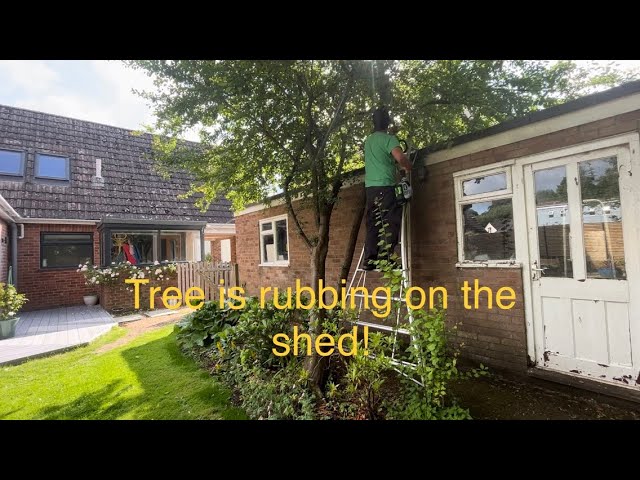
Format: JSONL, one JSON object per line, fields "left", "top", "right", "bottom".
{"left": 391, "top": 146, "right": 412, "bottom": 175}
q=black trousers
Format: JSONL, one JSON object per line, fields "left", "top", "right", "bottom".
{"left": 363, "top": 186, "right": 403, "bottom": 265}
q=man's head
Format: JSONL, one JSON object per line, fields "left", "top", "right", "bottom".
{"left": 372, "top": 106, "right": 391, "bottom": 132}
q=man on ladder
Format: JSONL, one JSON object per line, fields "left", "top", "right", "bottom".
{"left": 362, "top": 106, "right": 413, "bottom": 271}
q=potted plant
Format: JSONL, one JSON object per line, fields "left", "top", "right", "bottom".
{"left": 83, "top": 294, "right": 99, "bottom": 306}
{"left": 0, "top": 282, "right": 28, "bottom": 340}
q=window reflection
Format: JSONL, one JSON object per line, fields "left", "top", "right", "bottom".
{"left": 462, "top": 198, "right": 515, "bottom": 261}
{"left": 580, "top": 157, "right": 625, "bottom": 279}
{"left": 534, "top": 166, "right": 572, "bottom": 278}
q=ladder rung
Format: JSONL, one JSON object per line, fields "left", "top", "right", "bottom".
{"left": 350, "top": 320, "right": 410, "bottom": 335}
{"left": 355, "top": 267, "right": 406, "bottom": 273}
{"left": 349, "top": 293, "right": 405, "bottom": 302}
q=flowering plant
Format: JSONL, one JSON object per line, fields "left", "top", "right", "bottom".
{"left": 0, "top": 283, "right": 28, "bottom": 321}
{"left": 77, "top": 260, "right": 178, "bottom": 287}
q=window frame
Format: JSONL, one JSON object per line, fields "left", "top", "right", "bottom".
{"left": 35, "top": 153, "right": 70, "bottom": 181}
{"left": 40, "top": 232, "right": 94, "bottom": 270}
{"left": 0, "top": 148, "right": 25, "bottom": 178}
{"left": 453, "top": 160, "right": 519, "bottom": 267}
{"left": 259, "top": 214, "right": 289, "bottom": 267}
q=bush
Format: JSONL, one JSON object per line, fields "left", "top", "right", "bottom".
{"left": 0, "top": 283, "right": 28, "bottom": 321}
{"left": 235, "top": 363, "right": 316, "bottom": 420}
{"left": 77, "top": 260, "right": 177, "bottom": 287}
{"left": 175, "top": 300, "right": 243, "bottom": 350}
{"left": 176, "top": 294, "right": 317, "bottom": 419}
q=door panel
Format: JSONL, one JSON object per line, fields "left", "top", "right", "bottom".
{"left": 525, "top": 145, "right": 638, "bottom": 385}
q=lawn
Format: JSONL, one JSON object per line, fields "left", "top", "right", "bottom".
{"left": 0, "top": 325, "right": 247, "bottom": 420}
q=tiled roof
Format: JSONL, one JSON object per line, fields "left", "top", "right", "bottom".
{"left": 0, "top": 105, "right": 233, "bottom": 223}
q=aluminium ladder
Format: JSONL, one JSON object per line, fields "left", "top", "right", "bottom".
{"left": 345, "top": 184, "right": 414, "bottom": 364}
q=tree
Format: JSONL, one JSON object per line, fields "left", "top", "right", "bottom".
{"left": 126, "top": 60, "right": 637, "bottom": 392}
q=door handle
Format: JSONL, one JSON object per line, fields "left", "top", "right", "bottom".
{"left": 531, "top": 262, "right": 546, "bottom": 281}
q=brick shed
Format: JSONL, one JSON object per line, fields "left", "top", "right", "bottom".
{"left": 234, "top": 80, "right": 640, "bottom": 398}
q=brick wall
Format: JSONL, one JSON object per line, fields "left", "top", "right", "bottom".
{"left": 235, "top": 110, "right": 640, "bottom": 373}
{"left": 0, "top": 219, "right": 8, "bottom": 283}
{"left": 18, "top": 223, "right": 100, "bottom": 311}
{"left": 98, "top": 276, "right": 178, "bottom": 315}
{"left": 236, "top": 183, "right": 366, "bottom": 294}
{"left": 207, "top": 237, "right": 237, "bottom": 263}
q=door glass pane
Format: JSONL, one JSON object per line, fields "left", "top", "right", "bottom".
{"left": 534, "top": 166, "right": 572, "bottom": 277}
{"left": 579, "top": 157, "right": 626, "bottom": 279}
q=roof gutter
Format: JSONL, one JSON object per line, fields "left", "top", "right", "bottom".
{"left": 17, "top": 218, "right": 100, "bottom": 225}
{"left": 0, "top": 195, "right": 20, "bottom": 222}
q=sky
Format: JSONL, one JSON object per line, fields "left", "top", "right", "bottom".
{"left": 1, "top": 60, "right": 640, "bottom": 144}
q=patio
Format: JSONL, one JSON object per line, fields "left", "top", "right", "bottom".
{"left": 0, "top": 306, "right": 117, "bottom": 366}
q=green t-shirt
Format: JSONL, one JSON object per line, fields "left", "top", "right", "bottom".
{"left": 364, "top": 131, "right": 400, "bottom": 187}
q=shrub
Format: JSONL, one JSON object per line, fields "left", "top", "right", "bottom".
{"left": 176, "top": 294, "right": 317, "bottom": 419}
{"left": 175, "top": 300, "right": 243, "bottom": 350}
{"left": 0, "top": 283, "right": 28, "bottom": 321}
{"left": 77, "top": 260, "right": 177, "bottom": 287}
{"left": 235, "top": 362, "right": 316, "bottom": 420}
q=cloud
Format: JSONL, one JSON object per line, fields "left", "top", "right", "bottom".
{"left": 0, "top": 60, "right": 60, "bottom": 94}
{"left": 0, "top": 60, "right": 201, "bottom": 142}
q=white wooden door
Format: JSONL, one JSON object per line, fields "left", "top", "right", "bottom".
{"left": 524, "top": 144, "right": 640, "bottom": 386}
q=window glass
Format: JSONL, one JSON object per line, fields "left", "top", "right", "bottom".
{"left": 0, "top": 150, "right": 23, "bottom": 176}
{"left": 275, "top": 219, "right": 288, "bottom": 261}
{"left": 579, "top": 157, "right": 625, "bottom": 279}
{"left": 262, "top": 233, "right": 275, "bottom": 263}
{"left": 462, "top": 198, "right": 514, "bottom": 261}
{"left": 41, "top": 233, "right": 92, "bottom": 268}
{"left": 36, "top": 154, "right": 68, "bottom": 180}
{"left": 160, "top": 230, "right": 201, "bottom": 262}
{"left": 462, "top": 172, "right": 507, "bottom": 196}
{"left": 111, "top": 232, "right": 155, "bottom": 264}
{"left": 534, "top": 166, "right": 572, "bottom": 278}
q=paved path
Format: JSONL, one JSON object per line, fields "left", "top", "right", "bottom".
{"left": 0, "top": 306, "right": 116, "bottom": 366}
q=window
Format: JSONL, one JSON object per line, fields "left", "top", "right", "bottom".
{"left": 41, "top": 233, "right": 93, "bottom": 269}
{"left": 454, "top": 164, "right": 515, "bottom": 264}
{"left": 0, "top": 149, "right": 24, "bottom": 177}
{"left": 259, "top": 215, "right": 289, "bottom": 265}
{"left": 111, "top": 232, "right": 156, "bottom": 264}
{"left": 109, "top": 230, "right": 201, "bottom": 265}
{"left": 160, "top": 230, "right": 201, "bottom": 262}
{"left": 35, "top": 153, "right": 69, "bottom": 180}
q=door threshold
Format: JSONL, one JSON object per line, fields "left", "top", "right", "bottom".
{"left": 528, "top": 367, "right": 640, "bottom": 404}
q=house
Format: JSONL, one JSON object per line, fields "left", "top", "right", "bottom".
{"left": 234, "top": 80, "right": 640, "bottom": 399}
{"left": 0, "top": 105, "right": 236, "bottom": 311}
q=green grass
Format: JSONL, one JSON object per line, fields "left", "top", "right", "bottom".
{"left": 0, "top": 325, "right": 247, "bottom": 420}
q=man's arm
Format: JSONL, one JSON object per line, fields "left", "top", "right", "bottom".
{"left": 391, "top": 146, "right": 413, "bottom": 176}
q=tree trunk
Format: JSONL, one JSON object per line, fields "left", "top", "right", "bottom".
{"left": 338, "top": 184, "right": 366, "bottom": 288}
{"left": 303, "top": 210, "right": 331, "bottom": 394}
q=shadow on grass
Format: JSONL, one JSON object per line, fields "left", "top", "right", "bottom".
{"left": 35, "top": 331, "right": 246, "bottom": 420}
{"left": 38, "top": 381, "right": 131, "bottom": 419}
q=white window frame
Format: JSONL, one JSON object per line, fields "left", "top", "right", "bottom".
{"left": 259, "top": 214, "right": 289, "bottom": 266}
{"left": 453, "top": 160, "right": 519, "bottom": 267}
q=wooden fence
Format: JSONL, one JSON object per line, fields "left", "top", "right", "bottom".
{"left": 176, "top": 261, "right": 239, "bottom": 302}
